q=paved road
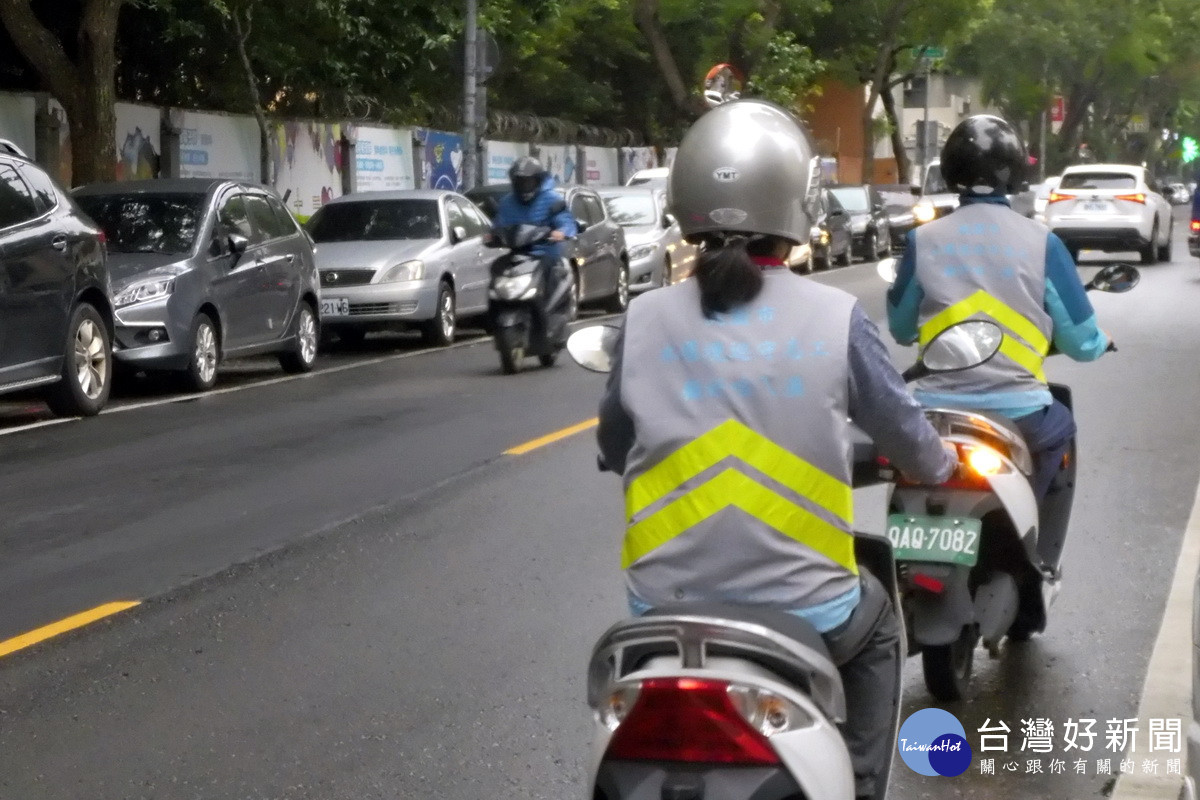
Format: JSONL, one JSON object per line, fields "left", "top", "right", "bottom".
{"left": 2, "top": 217, "right": 1197, "bottom": 799}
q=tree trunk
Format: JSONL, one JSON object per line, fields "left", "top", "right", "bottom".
{"left": 230, "top": 7, "right": 271, "bottom": 184}
{"left": 0, "top": 0, "right": 123, "bottom": 184}
{"left": 632, "top": 0, "right": 696, "bottom": 115}
{"left": 860, "top": 1, "right": 909, "bottom": 183}
{"left": 881, "top": 81, "right": 909, "bottom": 183}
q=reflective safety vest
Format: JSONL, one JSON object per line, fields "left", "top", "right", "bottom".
{"left": 913, "top": 202, "right": 1053, "bottom": 398}
{"left": 618, "top": 271, "right": 860, "bottom": 612}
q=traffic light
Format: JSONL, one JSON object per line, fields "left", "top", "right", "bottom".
{"left": 1183, "top": 136, "right": 1199, "bottom": 164}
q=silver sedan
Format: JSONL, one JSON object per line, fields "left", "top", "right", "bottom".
{"left": 307, "top": 190, "right": 493, "bottom": 346}
{"left": 596, "top": 186, "right": 697, "bottom": 292}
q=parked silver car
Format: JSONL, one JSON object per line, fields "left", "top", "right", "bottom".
{"left": 74, "top": 179, "right": 321, "bottom": 391}
{"left": 596, "top": 186, "right": 696, "bottom": 291}
{"left": 307, "top": 190, "right": 493, "bottom": 346}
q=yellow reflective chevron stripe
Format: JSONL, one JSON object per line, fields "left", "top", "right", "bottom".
{"left": 625, "top": 419, "right": 852, "bottom": 526}
{"left": 918, "top": 290, "right": 1048, "bottom": 382}
{"left": 622, "top": 468, "right": 857, "bottom": 572}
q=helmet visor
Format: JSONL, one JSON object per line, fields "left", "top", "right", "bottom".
{"left": 513, "top": 175, "right": 541, "bottom": 202}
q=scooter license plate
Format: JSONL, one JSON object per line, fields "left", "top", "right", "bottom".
{"left": 886, "top": 514, "right": 981, "bottom": 567}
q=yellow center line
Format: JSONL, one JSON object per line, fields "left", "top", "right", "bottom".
{"left": 0, "top": 601, "right": 140, "bottom": 659}
{"left": 505, "top": 417, "right": 599, "bottom": 456}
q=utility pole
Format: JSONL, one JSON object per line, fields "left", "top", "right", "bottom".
{"left": 462, "top": 0, "right": 479, "bottom": 191}
{"left": 921, "top": 57, "right": 932, "bottom": 182}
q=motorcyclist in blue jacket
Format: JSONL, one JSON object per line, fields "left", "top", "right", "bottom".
{"left": 489, "top": 157, "right": 577, "bottom": 344}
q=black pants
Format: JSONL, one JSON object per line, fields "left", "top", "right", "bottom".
{"left": 537, "top": 254, "right": 570, "bottom": 346}
{"left": 822, "top": 572, "right": 902, "bottom": 800}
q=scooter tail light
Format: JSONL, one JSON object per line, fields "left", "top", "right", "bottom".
{"left": 603, "top": 678, "right": 782, "bottom": 765}
{"left": 1190, "top": 219, "right": 1200, "bottom": 232}
{"left": 911, "top": 573, "right": 945, "bottom": 594}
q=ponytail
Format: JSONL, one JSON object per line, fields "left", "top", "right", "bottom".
{"left": 693, "top": 234, "right": 779, "bottom": 318}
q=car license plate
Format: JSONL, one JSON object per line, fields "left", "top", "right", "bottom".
{"left": 887, "top": 514, "right": 981, "bottom": 567}
{"left": 1082, "top": 201, "right": 1110, "bottom": 212}
{"left": 320, "top": 297, "right": 349, "bottom": 316}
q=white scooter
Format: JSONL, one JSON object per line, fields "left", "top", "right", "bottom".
{"left": 567, "top": 320, "right": 1004, "bottom": 800}
{"left": 876, "top": 258, "right": 1138, "bottom": 701}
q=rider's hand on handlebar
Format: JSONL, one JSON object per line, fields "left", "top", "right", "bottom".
{"left": 549, "top": 230, "right": 567, "bottom": 242}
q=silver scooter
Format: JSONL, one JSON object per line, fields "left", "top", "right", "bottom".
{"left": 876, "top": 258, "right": 1139, "bottom": 701}
{"left": 567, "top": 320, "right": 1003, "bottom": 800}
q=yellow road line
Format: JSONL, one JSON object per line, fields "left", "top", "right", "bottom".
{"left": 0, "top": 601, "right": 140, "bottom": 658}
{"left": 505, "top": 417, "right": 598, "bottom": 456}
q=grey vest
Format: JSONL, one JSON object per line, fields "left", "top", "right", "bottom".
{"left": 914, "top": 202, "right": 1053, "bottom": 397}
{"left": 619, "top": 270, "right": 859, "bottom": 612}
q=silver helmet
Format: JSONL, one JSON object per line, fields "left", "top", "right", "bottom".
{"left": 668, "top": 99, "right": 820, "bottom": 245}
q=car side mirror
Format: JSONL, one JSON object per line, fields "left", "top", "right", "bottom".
{"left": 576, "top": 218, "right": 590, "bottom": 233}
{"left": 228, "top": 233, "right": 249, "bottom": 257}
{"left": 663, "top": 213, "right": 676, "bottom": 229}
{"left": 451, "top": 225, "right": 468, "bottom": 244}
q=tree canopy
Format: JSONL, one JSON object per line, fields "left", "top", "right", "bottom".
{"left": 1, "top": 0, "right": 1198, "bottom": 181}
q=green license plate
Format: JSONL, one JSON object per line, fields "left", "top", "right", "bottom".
{"left": 886, "top": 514, "right": 981, "bottom": 567}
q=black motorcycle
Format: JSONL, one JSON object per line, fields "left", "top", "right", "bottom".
{"left": 486, "top": 225, "right": 577, "bottom": 374}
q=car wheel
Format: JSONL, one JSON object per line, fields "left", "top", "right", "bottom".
{"left": 662, "top": 255, "right": 672, "bottom": 287}
{"left": 420, "top": 281, "right": 456, "bottom": 346}
{"left": 1158, "top": 221, "right": 1173, "bottom": 262}
{"left": 44, "top": 303, "right": 112, "bottom": 417}
{"left": 836, "top": 242, "right": 852, "bottom": 267}
{"left": 877, "top": 230, "right": 890, "bottom": 260}
{"left": 279, "top": 301, "right": 318, "bottom": 374}
{"left": 604, "top": 263, "right": 629, "bottom": 313}
{"left": 813, "top": 246, "right": 830, "bottom": 271}
{"left": 182, "top": 312, "right": 220, "bottom": 392}
{"left": 1141, "top": 222, "right": 1159, "bottom": 264}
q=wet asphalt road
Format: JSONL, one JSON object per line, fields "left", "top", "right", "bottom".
{"left": 2, "top": 214, "right": 1198, "bottom": 799}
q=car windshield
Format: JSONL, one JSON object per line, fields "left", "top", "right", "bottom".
{"left": 922, "top": 164, "right": 949, "bottom": 194}
{"left": 75, "top": 193, "right": 205, "bottom": 255}
{"left": 1059, "top": 172, "right": 1138, "bottom": 190}
{"left": 308, "top": 200, "right": 441, "bottom": 242}
{"left": 602, "top": 194, "right": 657, "bottom": 227}
{"left": 830, "top": 188, "right": 870, "bottom": 212}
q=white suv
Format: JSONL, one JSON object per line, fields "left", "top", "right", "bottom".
{"left": 1044, "top": 164, "right": 1173, "bottom": 263}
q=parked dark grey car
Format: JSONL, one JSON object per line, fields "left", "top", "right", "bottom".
{"left": 0, "top": 152, "right": 113, "bottom": 415}
{"left": 74, "top": 179, "right": 321, "bottom": 391}
{"left": 466, "top": 183, "right": 629, "bottom": 312}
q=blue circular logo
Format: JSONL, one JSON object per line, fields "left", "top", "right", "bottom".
{"left": 897, "top": 708, "right": 973, "bottom": 776}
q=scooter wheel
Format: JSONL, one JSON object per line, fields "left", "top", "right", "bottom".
{"left": 538, "top": 348, "right": 560, "bottom": 368}
{"left": 921, "top": 626, "right": 977, "bottom": 702}
{"left": 497, "top": 329, "right": 524, "bottom": 375}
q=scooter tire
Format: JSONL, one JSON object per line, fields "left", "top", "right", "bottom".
{"left": 497, "top": 328, "right": 524, "bottom": 375}
{"left": 538, "top": 349, "right": 560, "bottom": 368}
{"left": 921, "top": 626, "right": 977, "bottom": 702}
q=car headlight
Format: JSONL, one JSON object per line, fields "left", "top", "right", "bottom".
{"left": 379, "top": 260, "right": 425, "bottom": 283}
{"left": 628, "top": 243, "right": 657, "bottom": 261}
{"left": 491, "top": 272, "right": 537, "bottom": 301}
{"left": 115, "top": 278, "right": 174, "bottom": 308}
{"left": 914, "top": 202, "right": 937, "bottom": 224}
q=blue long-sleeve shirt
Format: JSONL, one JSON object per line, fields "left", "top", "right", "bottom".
{"left": 492, "top": 175, "right": 577, "bottom": 259}
{"left": 886, "top": 195, "right": 1108, "bottom": 418}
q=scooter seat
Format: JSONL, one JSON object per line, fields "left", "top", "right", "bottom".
{"left": 645, "top": 601, "right": 833, "bottom": 664}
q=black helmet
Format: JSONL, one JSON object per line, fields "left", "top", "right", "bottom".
{"left": 941, "top": 115, "right": 1028, "bottom": 195}
{"left": 509, "top": 156, "right": 548, "bottom": 204}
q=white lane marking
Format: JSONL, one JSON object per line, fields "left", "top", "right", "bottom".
{"left": 0, "top": 314, "right": 621, "bottom": 435}
{"left": 1111, "top": 478, "right": 1200, "bottom": 799}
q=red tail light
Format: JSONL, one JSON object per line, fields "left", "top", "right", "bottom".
{"left": 1114, "top": 193, "right": 1146, "bottom": 204}
{"left": 1190, "top": 219, "right": 1200, "bottom": 233}
{"left": 97, "top": 230, "right": 107, "bottom": 244}
{"left": 911, "top": 573, "right": 946, "bottom": 593}
{"left": 1048, "top": 191, "right": 1075, "bottom": 203}
{"left": 605, "top": 678, "right": 781, "bottom": 765}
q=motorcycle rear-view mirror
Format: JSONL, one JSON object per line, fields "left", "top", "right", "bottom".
{"left": 567, "top": 324, "right": 621, "bottom": 373}
{"left": 876, "top": 257, "right": 898, "bottom": 285}
{"left": 1087, "top": 263, "right": 1140, "bottom": 293}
